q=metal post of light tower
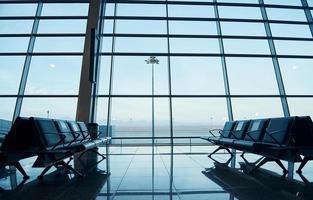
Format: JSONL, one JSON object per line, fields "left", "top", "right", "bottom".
{"left": 145, "top": 56, "right": 159, "bottom": 147}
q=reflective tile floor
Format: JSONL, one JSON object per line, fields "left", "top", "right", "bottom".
{"left": 1, "top": 146, "right": 313, "bottom": 200}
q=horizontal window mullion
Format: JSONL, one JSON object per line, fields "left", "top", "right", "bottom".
{"left": 104, "top": 16, "right": 310, "bottom": 25}
{"left": 0, "top": 16, "right": 88, "bottom": 20}
{"left": 106, "top": 0, "right": 310, "bottom": 10}
{"left": 95, "top": 95, "right": 313, "bottom": 98}
{"left": 0, "top": 52, "right": 83, "bottom": 56}
{"left": 99, "top": 52, "right": 313, "bottom": 58}
{"left": 0, "top": 33, "right": 85, "bottom": 37}
{"left": 101, "top": 33, "right": 313, "bottom": 41}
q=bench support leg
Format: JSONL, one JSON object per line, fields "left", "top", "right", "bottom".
{"left": 38, "top": 165, "right": 53, "bottom": 180}
{"left": 296, "top": 156, "right": 310, "bottom": 174}
{"left": 249, "top": 157, "right": 288, "bottom": 175}
{"left": 208, "top": 146, "right": 233, "bottom": 166}
{"left": 240, "top": 152, "right": 264, "bottom": 166}
{"left": 13, "top": 162, "right": 29, "bottom": 180}
{"left": 59, "top": 161, "right": 84, "bottom": 178}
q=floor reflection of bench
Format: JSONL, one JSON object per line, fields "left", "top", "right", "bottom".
{"left": 201, "top": 116, "right": 313, "bottom": 180}
{"left": 0, "top": 117, "right": 111, "bottom": 180}
{"left": 203, "top": 163, "right": 313, "bottom": 200}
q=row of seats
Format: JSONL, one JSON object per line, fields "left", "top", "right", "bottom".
{"left": 201, "top": 116, "right": 313, "bottom": 175}
{"left": 0, "top": 117, "right": 110, "bottom": 180}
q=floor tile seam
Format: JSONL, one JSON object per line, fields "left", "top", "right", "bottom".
{"left": 111, "top": 147, "right": 139, "bottom": 200}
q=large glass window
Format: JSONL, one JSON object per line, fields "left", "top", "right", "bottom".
{"left": 0, "top": 56, "right": 24, "bottom": 95}
{"left": 232, "top": 98, "right": 284, "bottom": 120}
{"left": 279, "top": 58, "right": 313, "bottom": 95}
{"left": 171, "top": 57, "right": 225, "bottom": 95}
{"left": 226, "top": 57, "right": 279, "bottom": 95}
{"left": 20, "top": 98, "right": 78, "bottom": 120}
{"left": 25, "top": 56, "right": 82, "bottom": 95}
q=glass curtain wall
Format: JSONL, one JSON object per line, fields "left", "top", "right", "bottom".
{"left": 97, "top": 0, "right": 313, "bottom": 144}
{"left": 1, "top": 0, "right": 313, "bottom": 145}
{"left": 0, "top": 1, "right": 89, "bottom": 133}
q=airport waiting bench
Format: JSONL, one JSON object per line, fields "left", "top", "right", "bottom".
{"left": 0, "top": 117, "right": 111, "bottom": 180}
{"left": 201, "top": 116, "right": 313, "bottom": 177}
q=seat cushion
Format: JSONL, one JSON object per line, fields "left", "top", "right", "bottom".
{"left": 234, "top": 140, "right": 257, "bottom": 151}
{"left": 219, "top": 138, "right": 235, "bottom": 146}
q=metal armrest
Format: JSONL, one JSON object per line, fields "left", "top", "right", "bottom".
{"left": 208, "top": 129, "right": 222, "bottom": 137}
{"left": 44, "top": 133, "right": 66, "bottom": 150}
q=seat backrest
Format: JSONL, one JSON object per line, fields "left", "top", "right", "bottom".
{"left": 54, "top": 120, "right": 75, "bottom": 143}
{"left": 77, "top": 122, "right": 89, "bottom": 138}
{"left": 230, "top": 120, "right": 250, "bottom": 139}
{"left": 220, "top": 121, "right": 237, "bottom": 138}
{"left": 67, "top": 121, "right": 84, "bottom": 141}
{"left": 291, "top": 116, "right": 313, "bottom": 147}
{"left": 1, "top": 117, "right": 38, "bottom": 152}
{"left": 244, "top": 119, "right": 269, "bottom": 142}
{"left": 32, "top": 117, "right": 62, "bottom": 149}
{"left": 262, "top": 117, "right": 295, "bottom": 145}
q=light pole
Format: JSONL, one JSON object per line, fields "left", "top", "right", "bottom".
{"left": 145, "top": 56, "right": 159, "bottom": 146}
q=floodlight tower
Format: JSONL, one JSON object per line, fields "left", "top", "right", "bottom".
{"left": 145, "top": 56, "right": 159, "bottom": 145}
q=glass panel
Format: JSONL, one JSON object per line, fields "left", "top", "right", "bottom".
{"left": 223, "top": 39, "right": 270, "bottom": 54}
{"left": 25, "top": 56, "right": 82, "bottom": 95}
{"left": 41, "top": 3, "right": 89, "bottom": 16}
{"left": 218, "top": 6, "right": 262, "bottom": 19}
{"left": 117, "top": 4, "right": 166, "bottom": 17}
{"left": 0, "top": 98, "right": 16, "bottom": 122}
{"left": 0, "top": 4, "right": 37, "bottom": 16}
{"left": 274, "top": 40, "right": 313, "bottom": 55}
{"left": 226, "top": 57, "right": 279, "bottom": 95}
{"left": 0, "top": 37, "right": 30, "bottom": 53}
{"left": 170, "top": 38, "right": 220, "bottom": 53}
{"left": 114, "top": 37, "right": 167, "bottom": 53}
{"left": 288, "top": 98, "right": 313, "bottom": 118}
{"left": 0, "top": 20, "right": 33, "bottom": 34}
{"left": 101, "top": 37, "right": 113, "bottom": 53}
{"left": 266, "top": 8, "right": 307, "bottom": 21}
{"left": 169, "top": 21, "right": 217, "bottom": 35}
{"left": 232, "top": 98, "right": 284, "bottom": 120}
{"left": 279, "top": 58, "right": 313, "bottom": 95}
{"left": 172, "top": 98, "right": 228, "bottom": 138}
{"left": 33, "top": 37, "right": 85, "bottom": 52}
{"left": 221, "top": 22, "right": 266, "bottom": 36}
{"left": 168, "top": 5, "right": 215, "bottom": 18}
{"left": 270, "top": 23, "right": 311, "bottom": 38}
{"left": 0, "top": 56, "right": 24, "bottom": 95}
{"left": 115, "top": 20, "right": 166, "bottom": 34}
{"left": 20, "top": 98, "right": 78, "bottom": 120}
{"left": 264, "top": 0, "right": 301, "bottom": 5}
{"left": 38, "top": 20, "right": 87, "bottom": 33}
{"left": 112, "top": 56, "right": 169, "bottom": 95}
{"left": 96, "top": 97, "right": 108, "bottom": 132}
{"left": 171, "top": 57, "right": 225, "bottom": 95}
{"left": 110, "top": 98, "right": 151, "bottom": 142}
{"left": 98, "top": 56, "right": 111, "bottom": 95}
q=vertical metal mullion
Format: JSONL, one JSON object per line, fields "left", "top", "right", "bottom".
{"left": 106, "top": 2, "right": 118, "bottom": 140}
{"left": 12, "top": 1, "right": 43, "bottom": 121}
{"left": 213, "top": 0, "right": 235, "bottom": 167}
{"left": 165, "top": 0, "right": 174, "bottom": 148}
{"left": 301, "top": 0, "right": 313, "bottom": 37}
{"left": 90, "top": 0, "right": 107, "bottom": 123}
{"left": 259, "top": 0, "right": 293, "bottom": 178}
